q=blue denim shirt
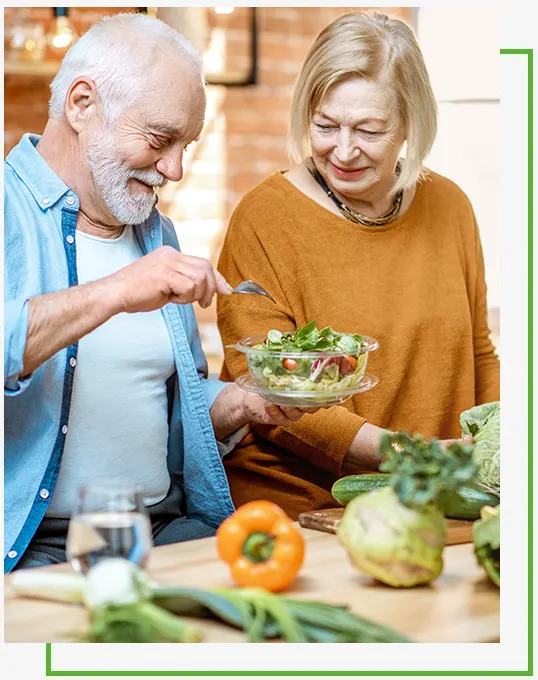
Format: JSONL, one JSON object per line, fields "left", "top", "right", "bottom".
{"left": 4, "top": 134, "right": 235, "bottom": 572}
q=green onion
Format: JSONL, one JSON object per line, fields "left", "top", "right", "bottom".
{"left": 12, "top": 560, "right": 411, "bottom": 643}
{"left": 81, "top": 601, "right": 202, "bottom": 643}
{"left": 153, "top": 586, "right": 411, "bottom": 643}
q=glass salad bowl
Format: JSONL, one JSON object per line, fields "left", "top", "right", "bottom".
{"left": 227, "top": 322, "right": 379, "bottom": 408}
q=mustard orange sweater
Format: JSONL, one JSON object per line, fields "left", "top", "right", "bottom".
{"left": 217, "top": 170, "right": 500, "bottom": 519}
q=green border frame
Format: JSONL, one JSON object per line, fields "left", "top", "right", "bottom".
{"left": 44, "top": 48, "right": 533, "bottom": 677}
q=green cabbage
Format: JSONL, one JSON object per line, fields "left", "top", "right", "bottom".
{"left": 460, "top": 402, "right": 500, "bottom": 494}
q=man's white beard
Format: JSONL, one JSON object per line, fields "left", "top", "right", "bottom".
{"left": 87, "top": 124, "right": 166, "bottom": 225}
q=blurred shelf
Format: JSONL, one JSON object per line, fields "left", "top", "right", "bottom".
{"left": 4, "top": 60, "right": 252, "bottom": 85}
{"left": 4, "top": 60, "right": 60, "bottom": 77}
{"left": 4, "top": 59, "right": 252, "bottom": 85}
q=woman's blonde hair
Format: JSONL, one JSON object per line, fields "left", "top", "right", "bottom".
{"left": 288, "top": 12, "right": 438, "bottom": 193}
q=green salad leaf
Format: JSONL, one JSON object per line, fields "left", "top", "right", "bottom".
{"left": 254, "top": 321, "right": 365, "bottom": 355}
{"left": 247, "top": 321, "right": 368, "bottom": 394}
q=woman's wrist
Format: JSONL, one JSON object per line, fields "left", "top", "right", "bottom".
{"left": 342, "top": 423, "right": 390, "bottom": 475}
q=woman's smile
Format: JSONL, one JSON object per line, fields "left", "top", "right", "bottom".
{"left": 329, "top": 162, "right": 370, "bottom": 181}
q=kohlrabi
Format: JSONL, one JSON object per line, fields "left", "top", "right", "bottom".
{"left": 337, "top": 432, "right": 477, "bottom": 587}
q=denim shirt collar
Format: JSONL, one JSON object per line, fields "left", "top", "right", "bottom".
{"left": 5, "top": 134, "right": 71, "bottom": 211}
{"left": 6, "top": 132, "right": 162, "bottom": 239}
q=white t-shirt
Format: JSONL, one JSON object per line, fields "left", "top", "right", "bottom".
{"left": 46, "top": 227, "right": 175, "bottom": 517}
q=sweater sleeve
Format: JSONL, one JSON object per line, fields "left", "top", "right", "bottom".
{"left": 217, "top": 209, "right": 366, "bottom": 477}
{"left": 470, "top": 217, "right": 500, "bottom": 404}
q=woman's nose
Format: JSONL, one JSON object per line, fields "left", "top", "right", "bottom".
{"left": 334, "top": 129, "right": 358, "bottom": 163}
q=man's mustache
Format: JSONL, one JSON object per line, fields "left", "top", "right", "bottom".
{"left": 129, "top": 168, "right": 167, "bottom": 189}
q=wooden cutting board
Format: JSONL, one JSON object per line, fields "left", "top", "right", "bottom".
{"left": 298, "top": 507, "right": 474, "bottom": 545}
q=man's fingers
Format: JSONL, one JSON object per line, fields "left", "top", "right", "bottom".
{"left": 262, "top": 403, "right": 306, "bottom": 425}
{"left": 261, "top": 404, "right": 293, "bottom": 425}
{"left": 215, "top": 269, "right": 232, "bottom": 296}
{"left": 150, "top": 249, "right": 233, "bottom": 307}
{"left": 166, "top": 271, "right": 205, "bottom": 304}
{"left": 199, "top": 267, "right": 217, "bottom": 309}
{"left": 279, "top": 406, "right": 304, "bottom": 421}
{"left": 242, "top": 395, "right": 317, "bottom": 427}
{"left": 263, "top": 404, "right": 288, "bottom": 423}
{"left": 164, "top": 251, "right": 217, "bottom": 306}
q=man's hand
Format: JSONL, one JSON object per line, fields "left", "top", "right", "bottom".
{"left": 22, "top": 246, "right": 231, "bottom": 376}
{"left": 107, "top": 246, "right": 231, "bottom": 312}
{"left": 241, "top": 393, "right": 319, "bottom": 427}
{"left": 210, "top": 383, "right": 319, "bottom": 442}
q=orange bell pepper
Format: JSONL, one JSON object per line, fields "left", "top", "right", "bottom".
{"left": 216, "top": 500, "right": 305, "bottom": 592}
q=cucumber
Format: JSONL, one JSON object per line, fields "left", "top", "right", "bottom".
{"left": 438, "top": 483, "right": 500, "bottom": 520}
{"left": 331, "top": 475, "right": 500, "bottom": 521}
{"left": 331, "top": 474, "right": 391, "bottom": 506}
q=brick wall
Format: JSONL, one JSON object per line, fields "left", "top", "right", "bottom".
{"left": 4, "top": 7, "right": 413, "bottom": 356}
{"left": 4, "top": 7, "right": 138, "bottom": 153}
{"left": 5, "top": 7, "right": 413, "bottom": 219}
{"left": 221, "top": 7, "right": 413, "bottom": 223}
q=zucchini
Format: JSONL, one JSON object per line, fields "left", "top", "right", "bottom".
{"left": 332, "top": 475, "right": 500, "bottom": 520}
{"left": 331, "top": 474, "right": 390, "bottom": 506}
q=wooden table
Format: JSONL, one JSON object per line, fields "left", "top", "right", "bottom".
{"left": 4, "top": 528, "right": 499, "bottom": 643}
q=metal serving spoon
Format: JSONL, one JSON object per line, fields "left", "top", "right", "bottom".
{"left": 228, "top": 280, "right": 276, "bottom": 304}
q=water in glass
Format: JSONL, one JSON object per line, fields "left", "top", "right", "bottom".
{"left": 66, "top": 481, "right": 152, "bottom": 575}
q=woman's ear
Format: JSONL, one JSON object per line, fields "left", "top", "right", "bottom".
{"left": 64, "top": 77, "right": 99, "bottom": 133}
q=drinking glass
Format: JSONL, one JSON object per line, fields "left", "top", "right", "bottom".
{"left": 66, "top": 481, "right": 152, "bottom": 575}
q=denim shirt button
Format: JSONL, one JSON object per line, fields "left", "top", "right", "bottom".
{"left": 62, "top": 425, "right": 68, "bottom": 435}
{"left": 40, "top": 488, "right": 50, "bottom": 499}
{"left": 70, "top": 357, "right": 77, "bottom": 368}
{"left": 42, "top": 197, "right": 50, "bottom": 206}
{"left": 66, "top": 235, "right": 75, "bottom": 245}
{"left": 151, "top": 229, "right": 156, "bottom": 238}
{"left": 7, "top": 550, "right": 17, "bottom": 559}
{"left": 66, "top": 196, "right": 76, "bottom": 206}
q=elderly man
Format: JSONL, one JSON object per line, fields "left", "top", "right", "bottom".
{"left": 4, "top": 13, "right": 308, "bottom": 572}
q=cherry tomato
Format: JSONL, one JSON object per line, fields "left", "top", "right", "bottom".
{"left": 339, "top": 355, "right": 358, "bottom": 375}
{"left": 282, "top": 358, "right": 299, "bottom": 371}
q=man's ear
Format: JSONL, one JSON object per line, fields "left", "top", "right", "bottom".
{"left": 64, "top": 77, "right": 100, "bottom": 133}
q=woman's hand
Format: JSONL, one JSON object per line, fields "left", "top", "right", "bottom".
{"left": 439, "top": 435, "right": 474, "bottom": 451}
{"left": 342, "top": 428, "right": 474, "bottom": 476}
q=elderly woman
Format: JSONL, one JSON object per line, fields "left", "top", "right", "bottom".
{"left": 217, "top": 12, "right": 500, "bottom": 519}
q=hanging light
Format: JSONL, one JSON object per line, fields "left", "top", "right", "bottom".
{"left": 46, "top": 7, "right": 78, "bottom": 58}
{"left": 214, "top": 7, "right": 235, "bottom": 15}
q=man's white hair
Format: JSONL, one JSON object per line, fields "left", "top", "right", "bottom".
{"left": 49, "top": 13, "right": 203, "bottom": 121}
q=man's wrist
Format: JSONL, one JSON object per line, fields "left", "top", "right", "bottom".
{"left": 229, "top": 383, "right": 249, "bottom": 430}
{"left": 210, "top": 383, "right": 248, "bottom": 441}
{"left": 98, "top": 274, "right": 127, "bottom": 316}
